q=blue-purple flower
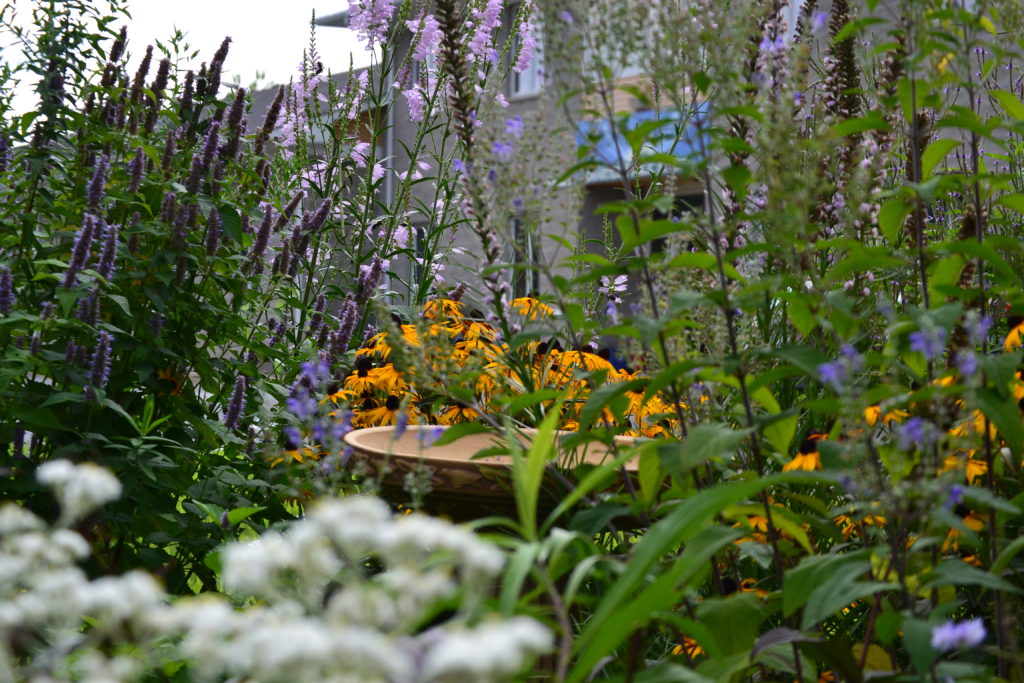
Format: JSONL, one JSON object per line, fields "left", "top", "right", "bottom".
{"left": 931, "top": 618, "right": 985, "bottom": 652}
{"left": 909, "top": 327, "right": 947, "bottom": 361}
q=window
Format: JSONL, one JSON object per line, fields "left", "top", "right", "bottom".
{"left": 510, "top": 218, "right": 540, "bottom": 298}
{"left": 506, "top": 3, "right": 543, "bottom": 98}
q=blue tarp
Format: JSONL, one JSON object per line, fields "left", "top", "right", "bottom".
{"left": 574, "top": 107, "right": 707, "bottom": 184}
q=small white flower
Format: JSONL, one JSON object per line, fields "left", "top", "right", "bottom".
{"left": 37, "top": 461, "right": 121, "bottom": 523}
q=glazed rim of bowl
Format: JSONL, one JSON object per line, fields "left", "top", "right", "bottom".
{"left": 342, "top": 424, "right": 640, "bottom": 472}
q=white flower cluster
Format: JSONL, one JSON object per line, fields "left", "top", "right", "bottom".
{"left": 1, "top": 463, "right": 551, "bottom": 682}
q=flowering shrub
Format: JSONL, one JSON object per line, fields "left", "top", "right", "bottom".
{"left": 1, "top": 461, "right": 550, "bottom": 681}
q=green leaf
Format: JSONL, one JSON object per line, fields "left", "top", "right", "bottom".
{"left": 878, "top": 199, "right": 912, "bottom": 243}
{"left": 924, "top": 558, "right": 1022, "bottom": 594}
{"left": 512, "top": 404, "right": 562, "bottom": 541}
{"left": 697, "top": 592, "right": 765, "bottom": 657}
{"left": 992, "top": 89, "right": 1024, "bottom": 121}
{"left": 674, "top": 424, "right": 749, "bottom": 470}
{"left": 500, "top": 542, "right": 541, "bottom": 616}
{"left": 902, "top": 618, "right": 939, "bottom": 675}
{"left": 568, "top": 525, "right": 742, "bottom": 683}
{"left": 991, "top": 536, "right": 1024, "bottom": 577}
{"left": 638, "top": 448, "right": 664, "bottom": 506}
{"left": 976, "top": 387, "right": 1024, "bottom": 458}
{"left": 227, "top": 506, "right": 266, "bottom": 526}
{"left": 921, "top": 138, "right": 959, "bottom": 178}
{"left": 567, "top": 476, "right": 778, "bottom": 683}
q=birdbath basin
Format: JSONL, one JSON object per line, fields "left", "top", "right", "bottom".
{"left": 343, "top": 425, "right": 639, "bottom": 521}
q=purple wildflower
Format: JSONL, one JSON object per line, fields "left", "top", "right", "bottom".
{"left": 160, "top": 192, "right": 178, "bottom": 224}
{"left": 811, "top": 11, "right": 829, "bottom": 33}
{"left": 284, "top": 426, "right": 302, "bottom": 450}
{"left": 84, "top": 330, "right": 113, "bottom": 401}
{"left": 247, "top": 209, "right": 274, "bottom": 273}
{"left": 897, "top": 417, "right": 937, "bottom": 451}
{"left": 403, "top": 86, "right": 426, "bottom": 122}
{"left": 0, "top": 133, "right": 9, "bottom": 174}
{"left": 0, "top": 266, "right": 13, "bottom": 315}
{"left": 126, "top": 148, "right": 144, "bottom": 194}
{"left": 513, "top": 18, "right": 537, "bottom": 73}
{"left": 418, "top": 425, "right": 445, "bottom": 449}
{"left": 356, "top": 256, "right": 383, "bottom": 304}
{"left": 506, "top": 116, "right": 524, "bottom": 138}
{"left": 467, "top": 0, "right": 503, "bottom": 62}
{"left": 817, "top": 360, "right": 847, "bottom": 392}
{"left": 968, "top": 315, "right": 993, "bottom": 345}
{"left": 394, "top": 410, "right": 408, "bottom": 440}
{"left": 287, "top": 391, "right": 318, "bottom": 420}
{"left": 493, "top": 140, "right": 513, "bottom": 161}
{"left": 64, "top": 215, "right": 98, "bottom": 288}
{"left": 909, "top": 327, "right": 947, "bottom": 360}
{"left": 407, "top": 12, "right": 440, "bottom": 61}
{"left": 308, "top": 294, "right": 327, "bottom": 336}
{"left": 224, "top": 374, "right": 247, "bottom": 430}
{"left": 931, "top": 618, "right": 986, "bottom": 652}
{"left": 161, "top": 128, "right": 177, "bottom": 173}
{"left": 558, "top": 10, "right": 574, "bottom": 23}
{"left": 305, "top": 198, "right": 332, "bottom": 235}
{"left": 65, "top": 340, "right": 79, "bottom": 366}
{"left": 349, "top": 0, "right": 398, "bottom": 48}
{"left": 96, "top": 222, "right": 119, "bottom": 281}
{"left": 39, "top": 301, "right": 54, "bottom": 320}
{"left": 944, "top": 484, "right": 965, "bottom": 510}
{"left": 205, "top": 207, "right": 221, "bottom": 257}
{"left": 956, "top": 350, "right": 978, "bottom": 379}
{"left": 86, "top": 155, "right": 110, "bottom": 213}
{"left": 29, "top": 331, "right": 41, "bottom": 356}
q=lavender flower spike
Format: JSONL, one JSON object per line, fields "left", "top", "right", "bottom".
{"left": 96, "top": 222, "right": 120, "bottom": 281}
{"left": 64, "top": 215, "right": 98, "bottom": 288}
{"left": 126, "top": 147, "right": 144, "bottom": 194}
{"left": 86, "top": 155, "right": 110, "bottom": 213}
{"left": 224, "top": 374, "right": 247, "bottom": 430}
{"left": 84, "top": 330, "right": 114, "bottom": 401}
{"left": 205, "top": 207, "right": 221, "bottom": 256}
{"left": 0, "top": 265, "right": 13, "bottom": 315}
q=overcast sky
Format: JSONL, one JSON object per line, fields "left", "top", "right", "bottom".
{"left": 3, "top": 0, "right": 371, "bottom": 112}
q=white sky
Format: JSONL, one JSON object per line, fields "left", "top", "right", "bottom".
{"left": 3, "top": 0, "right": 372, "bottom": 113}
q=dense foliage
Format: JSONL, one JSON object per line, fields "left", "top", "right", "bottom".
{"left": 4, "top": 0, "right": 1024, "bottom": 680}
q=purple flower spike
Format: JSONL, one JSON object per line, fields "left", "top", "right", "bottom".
{"left": 96, "top": 222, "right": 120, "bottom": 281}
{"left": 224, "top": 374, "right": 247, "bottom": 430}
{"left": 86, "top": 155, "right": 110, "bottom": 213}
{"left": 0, "top": 266, "right": 13, "bottom": 315}
{"left": 84, "top": 330, "right": 113, "bottom": 401}
{"left": 64, "top": 215, "right": 99, "bottom": 288}
{"left": 126, "top": 147, "right": 144, "bottom": 194}
{"left": 205, "top": 207, "right": 221, "bottom": 257}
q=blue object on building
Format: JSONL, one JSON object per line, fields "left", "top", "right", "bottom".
{"left": 574, "top": 106, "right": 708, "bottom": 185}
